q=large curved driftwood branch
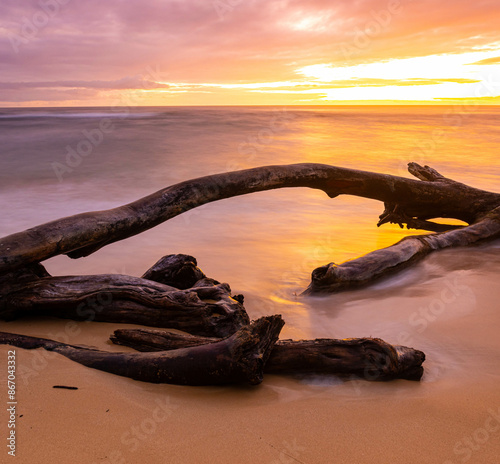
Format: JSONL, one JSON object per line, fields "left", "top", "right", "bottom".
{"left": 1, "top": 163, "right": 499, "bottom": 276}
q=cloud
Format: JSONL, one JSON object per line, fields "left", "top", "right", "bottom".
{"left": 0, "top": 88, "right": 100, "bottom": 103}
{"left": 467, "top": 56, "right": 500, "bottom": 65}
{"left": 0, "top": 76, "right": 169, "bottom": 91}
{"left": 1, "top": 0, "right": 500, "bottom": 105}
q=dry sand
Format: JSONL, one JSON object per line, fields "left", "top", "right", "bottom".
{"left": 2, "top": 247, "right": 500, "bottom": 464}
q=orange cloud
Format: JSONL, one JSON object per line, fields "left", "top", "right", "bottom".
{"left": 1, "top": 0, "right": 500, "bottom": 106}
{"left": 468, "top": 56, "right": 500, "bottom": 65}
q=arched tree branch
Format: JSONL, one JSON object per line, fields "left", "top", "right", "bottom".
{"left": 1, "top": 163, "right": 499, "bottom": 276}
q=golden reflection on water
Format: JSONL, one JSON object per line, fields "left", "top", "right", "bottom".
{"left": 5, "top": 106, "right": 499, "bottom": 351}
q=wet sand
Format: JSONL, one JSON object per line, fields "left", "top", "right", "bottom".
{"left": 2, "top": 245, "right": 500, "bottom": 464}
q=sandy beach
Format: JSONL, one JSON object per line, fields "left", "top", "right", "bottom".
{"left": 3, "top": 244, "right": 500, "bottom": 464}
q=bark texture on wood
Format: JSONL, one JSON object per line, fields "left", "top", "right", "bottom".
{"left": 1, "top": 163, "right": 498, "bottom": 275}
{"left": 304, "top": 203, "right": 500, "bottom": 294}
{"left": 111, "top": 328, "right": 425, "bottom": 381}
{"left": 141, "top": 253, "right": 207, "bottom": 290}
{"left": 0, "top": 256, "right": 249, "bottom": 338}
{"left": 0, "top": 316, "right": 284, "bottom": 385}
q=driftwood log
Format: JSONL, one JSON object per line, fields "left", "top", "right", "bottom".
{"left": 0, "top": 163, "right": 498, "bottom": 294}
{"left": 0, "top": 316, "right": 284, "bottom": 385}
{"left": 111, "top": 328, "right": 425, "bottom": 381}
{"left": 0, "top": 255, "right": 248, "bottom": 338}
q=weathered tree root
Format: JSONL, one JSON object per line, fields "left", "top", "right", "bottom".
{"left": 111, "top": 328, "right": 425, "bottom": 381}
{"left": 0, "top": 255, "right": 249, "bottom": 338}
{"left": 0, "top": 316, "right": 284, "bottom": 385}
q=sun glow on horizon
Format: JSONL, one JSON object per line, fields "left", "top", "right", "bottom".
{"left": 96, "top": 45, "right": 500, "bottom": 105}
{"left": 296, "top": 46, "right": 500, "bottom": 102}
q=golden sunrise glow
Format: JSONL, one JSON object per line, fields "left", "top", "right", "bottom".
{"left": 90, "top": 45, "right": 500, "bottom": 105}
{"left": 2, "top": 1, "right": 500, "bottom": 106}
{"left": 142, "top": 45, "right": 500, "bottom": 104}
{"left": 294, "top": 46, "right": 500, "bottom": 102}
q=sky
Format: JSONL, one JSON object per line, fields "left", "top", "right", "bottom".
{"left": 1, "top": 0, "right": 500, "bottom": 106}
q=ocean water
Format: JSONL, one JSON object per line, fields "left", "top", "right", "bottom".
{"left": 1, "top": 106, "right": 500, "bottom": 387}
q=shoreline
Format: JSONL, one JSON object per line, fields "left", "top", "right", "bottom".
{"left": 2, "top": 251, "right": 500, "bottom": 463}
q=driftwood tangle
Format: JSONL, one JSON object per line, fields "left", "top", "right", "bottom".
{"left": 1, "top": 162, "right": 498, "bottom": 385}
{"left": 305, "top": 164, "right": 500, "bottom": 293}
{"left": 0, "top": 255, "right": 248, "bottom": 338}
{"left": 111, "top": 328, "right": 425, "bottom": 381}
{"left": 0, "top": 316, "right": 284, "bottom": 385}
